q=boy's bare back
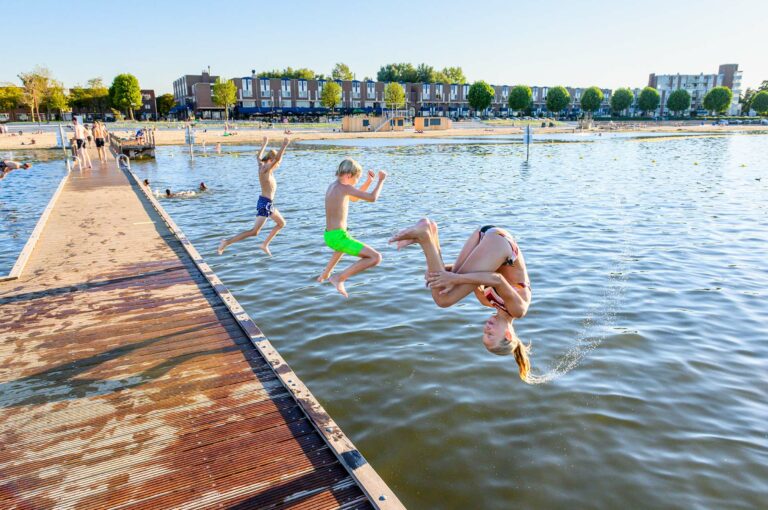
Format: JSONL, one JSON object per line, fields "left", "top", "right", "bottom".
{"left": 325, "top": 181, "right": 352, "bottom": 231}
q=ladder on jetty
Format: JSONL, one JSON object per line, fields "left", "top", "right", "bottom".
{"left": 0, "top": 147, "right": 403, "bottom": 509}
{"left": 109, "top": 128, "right": 156, "bottom": 159}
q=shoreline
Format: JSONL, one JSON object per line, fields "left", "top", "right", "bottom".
{"left": 2, "top": 124, "right": 766, "bottom": 151}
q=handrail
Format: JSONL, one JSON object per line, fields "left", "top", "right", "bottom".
{"left": 117, "top": 154, "right": 131, "bottom": 170}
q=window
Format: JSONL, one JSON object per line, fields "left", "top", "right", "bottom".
{"left": 317, "top": 80, "right": 325, "bottom": 96}
{"left": 352, "top": 101, "right": 361, "bottom": 108}
{"left": 295, "top": 100, "right": 310, "bottom": 108}
{"left": 260, "top": 79, "right": 270, "bottom": 95}
{"left": 281, "top": 99, "right": 292, "bottom": 108}
{"left": 261, "top": 99, "right": 272, "bottom": 107}
{"left": 362, "top": 119, "right": 370, "bottom": 127}
{"left": 502, "top": 86, "right": 508, "bottom": 98}
{"left": 450, "top": 84, "right": 458, "bottom": 100}
{"left": 243, "top": 78, "right": 253, "bottom": 98}
{"left": 422, "top": 84, "right": 430, "bottom": 99}
{"left": 298, "top": 80, "right": 308, "bottom": 98}
{"left": 367, "top": 81, "right": 375, "bottom": 98}
{"left": 462, "top": 85, "right": 469, "bottom": 98}
{"left": 281, "top": 79, "right": 291, "bottom": 97}
{"left": 352, "top": 81, "right": 361, "bottom": 98}
{"left": 242, "top": 100, "right": 256, "bottom": 107}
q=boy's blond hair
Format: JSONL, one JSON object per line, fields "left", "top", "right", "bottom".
{"left": 336, "top": 158, "right": 363, "bottom": 178}
{"left": 262, "top": 149, "right": 277, "bottom": 162}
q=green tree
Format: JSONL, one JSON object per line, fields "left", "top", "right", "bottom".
{"left": 545, "top": 86, "right": 571, "bottom": 116}
{"left": 666, "top": 89, "right": 691, "bottom": 116}
{"left": 41, "top": 81, "right": 68, "bottom": 120}
{"left": 384, "top": 82, "right": 405, "bottom": 110}
{"left": 637, "top": 87, "right": 660, "bottom": 116}
{"left": 109, "top": 73, "right": 142, "bottom": 120}
{"left": 321, "top": 81, "right": 342, "bottom": 112}
{"left": 18, "top": 66, "right": 52, "bottom": 122}
{"left": 579, "top": 86, "right": 604, "bottom": 116}
{"left": 416, "top": 63, "right": 437, "bottom": 83}
{"left": 467, "top": 81, "right": 494, "bottom": 114}
{"left": 377, "top": 63, "right": 419, "bottom": 83}
{"left": 212, "top": 77, "right": 237, "bottom": 121}
{"left": 508, "top": 85, "right": 532, "bottom": 113}
{"left": 440, "top": 66, "right": 466, "bottom": 84}
{"left": 331, "top": 63, "right": 354, "bottom": 81}
{"left": 156, "top": 93, "right": 175, "bottom": 118}
{"left": 0, "top": 86, "right": 24, "bottom": 111}
{"left": 749, "top": 90, "right": 768, "bottom": 116}
{"left": 610, "top": 88, "right": 634, "bottom": 115}
{"left": 258, "top": 67, "right": 317, "bottom": 79}
{"left": 702, "top": 86, "right": 733, "bottom": 115}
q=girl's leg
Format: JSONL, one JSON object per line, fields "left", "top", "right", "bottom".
{"left": 318, "top": 251, "right": 344, "bottom": 282}
{"left": 260, "top": 208, "right": 285, "bottom": 256}
{"left": 218, "top": 216, "right": 268, "bottom": 254}
{"left": 328, "top": 245, "right": 382, "bottom": 298}
{"left": 451, "top": 229, "right": 482, "bottom": 273}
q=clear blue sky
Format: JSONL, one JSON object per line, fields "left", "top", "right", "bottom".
{"left": 4, "top": 0, "right": 766, "bottom": 95}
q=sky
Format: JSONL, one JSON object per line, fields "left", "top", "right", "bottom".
{"left": 4, "top": 0, "right": 766, "bottom": 95}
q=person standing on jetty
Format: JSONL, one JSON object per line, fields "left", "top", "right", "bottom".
{"left": 319, "top": 158, "right": 387, "bottom": 298}
{"left": 218, "top": 137, "right": 291, "bottom": 256}
{"left": 92, "top": 121, "right": 108, "bottom": 163}
{"left": 389, "top": 219, "right": 532, "bottom": 381}
{"left": 71, "top": 118, "right": 92, "bottom": 169}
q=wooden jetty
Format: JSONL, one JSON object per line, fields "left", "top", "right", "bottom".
{"left": 109, "top": 130, "right": 156, "bottom": 159}
{"left": 0, "top": 148, "right": 403, "bottom": 509}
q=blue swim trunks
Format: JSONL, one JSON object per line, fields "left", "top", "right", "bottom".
{"left": 256, "top": 195, "right": 274, "bottom": 217}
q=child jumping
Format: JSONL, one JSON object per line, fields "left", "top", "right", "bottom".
{"left": 218, "top": 137, "right": 290, "bottom": 256}
{"left": 319, "top": 158, "right": 387, "bottom": 297}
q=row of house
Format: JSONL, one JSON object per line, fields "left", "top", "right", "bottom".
{"left": 171, "top": 69, "right": 615, "bottom": 120}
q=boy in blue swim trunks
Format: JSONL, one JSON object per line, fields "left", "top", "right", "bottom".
{"left": 218, "top": 137, "right": 290, "bottom": 256}
{"left": 319, "top": 158, "right": 387, "bottom": 297}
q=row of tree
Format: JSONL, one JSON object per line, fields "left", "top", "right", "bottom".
{"left": 253, "top": 62, "right": 467, "bottom": 85}
{"left": 0, "top": 66, "right": 180, "bottom": 121}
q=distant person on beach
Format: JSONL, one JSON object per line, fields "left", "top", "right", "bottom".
{"left": 92, "top": 121, "right": 108, "bottom": 163}
{"left": 318, "top": 158, "right": 387, "bottom": 298}
{"left": 389, "top": 219, "right": 532, "bottom": 381}
{"left": 217, "top": 136, "right": 291, "bottom": 256}
{"left": 215, "top": 143, "right": 221, "bottom": 154}
{"left": 72, "top": 117, "right": 92, "bottom": 169}
{"left": 0, "top": 160, "right": 32, "bottom": 181}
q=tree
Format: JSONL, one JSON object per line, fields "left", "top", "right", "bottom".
{"left": 508, "top": 85, "right": 532, "bottom": 113}
{"left": 41, "top": 81, "right": 68, "bottom": 120}
{"left": 212, "top": 77, "right": 237, "bottom": 121}
{"left": 666, "top": 89, "right": 691, "bottom": 116}
{"left": 467, "top": 81, "right": 494, "bottom": 114}
{"left": 258, "top": 67, "right": 317, "bottom": 79}
{"left": 331, "top": 63, "right": 354, "bottom": 81}
{"left": 384, "top": 82, "right": 405, "bottom": 110}
{"left": 749, "top": 90, "right": 768, "bottom": 116}
{"left": 18, "top": 66, "right": 52, "bottom": 122}
{"left": 416, "top": 63, "right": 437, "bottom": 83}
{"left": 702, "top": 86, "right": 733, "bottom": 115}
{"left": 440, "top": 67, "right": 466, "bottom": 84}
{"left": 637, "top": 87, "right": 660, "bottom": 116}
{"left": 545, "top": 86, "right": 570, "bottom": 116}
{"left": 580, "top": 86, "right": 604, "bottom": 117}
{"left": 156, "top": 93, "right": 175, "bottom": 118}
{"left": 109, "top": 74, "right": 142, "bottom": 120}
{"left": 377, "top": 63, "right": 419, "bottom": 83}
{"left": 321, "top": 81, "right": 342, "bottom": 111}
{"left": 611, "top": 88, "right": 634, "bottom": 115}
{"left": 0, "top": 86, "right": 24, "bottom": 111}
{"left": 87, "top": 78, "right": 110, "bottom": 113}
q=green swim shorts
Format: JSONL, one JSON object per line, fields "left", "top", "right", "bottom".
{"left": 324, "top": 229, "right": 364, "bottom": 256}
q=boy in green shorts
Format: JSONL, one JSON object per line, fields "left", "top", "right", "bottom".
{"left": 319, "top": 158, "right": 387, "bottom": 297}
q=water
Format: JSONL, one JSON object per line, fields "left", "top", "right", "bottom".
{"left": 130, "top": 134, "right": 768, "bottom": 509}
{"left": 0, "top": 150, "right": 67, "bottom": 275}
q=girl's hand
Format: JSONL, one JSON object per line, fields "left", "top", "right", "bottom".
{"left": 427, "top": 271, "right": 459, "bottom": 294}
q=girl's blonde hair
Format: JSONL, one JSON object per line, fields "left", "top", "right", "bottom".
{"left": 262, "top": 149, "right": 277, "bottom": 162}
{"left": 488, "top": 328, "right": 531, "bottom": 383}
{"left": 336, "top": 158, "right": 363, "bottom": 178}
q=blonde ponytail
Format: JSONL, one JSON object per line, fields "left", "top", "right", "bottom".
{"left": 512, "top": 340, "right": 531, "bottom": 383}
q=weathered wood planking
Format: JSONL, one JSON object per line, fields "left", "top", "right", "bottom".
{"left": 0, "top": 154, "right": 401, "bottom": 509}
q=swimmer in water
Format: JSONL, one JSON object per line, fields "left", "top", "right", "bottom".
{"left": 217, "top": 137, "right": 291, "bottom": 256}
{"left": 390, "top": 218, "right": 532, "bottom": 381}
{"left": 165, "top": 189, "right": 174, "bottom": 198}
{"left": 199, "top": 182, "right": 207, "bottom": 192}
{"left": 0, "top": 160, "right": 32, "bottom": 181}
{"left": 143, "top": 179, "right": 150, "bottom": 187}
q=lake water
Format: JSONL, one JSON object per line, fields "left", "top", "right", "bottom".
{"left": 131, "top": 133, "right": 768, "bottom": 509}
{"left": 0, "top": 150, "right": 67, "bottom": 275}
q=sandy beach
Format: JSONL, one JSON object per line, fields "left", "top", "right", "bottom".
{"left": 1, "top": 123, "right": 766, "bottom": 151}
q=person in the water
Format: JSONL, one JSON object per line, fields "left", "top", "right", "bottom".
{"left": 199, "top": 182, "right": 207, "bottom": 192}
{"left": 0, "top": 160, "right": 32, "bottom": 181}
{"left": 217, "top": 136, "right": 290, "bottom": 256}
{"left": 390, "top": 218, "right": 532, "bottom": 381}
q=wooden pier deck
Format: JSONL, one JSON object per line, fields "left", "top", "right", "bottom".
{"left": 0, "top": 153, "right": 401, "bottom": 508}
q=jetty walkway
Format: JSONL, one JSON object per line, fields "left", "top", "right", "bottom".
{"left": 0, "top": 151, "right": 402, "bottom": 508}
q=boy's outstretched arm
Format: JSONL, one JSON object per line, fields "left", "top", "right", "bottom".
{"left": 275, "top": 137, "right": 291, "bottom": 162}
{"left": 345, "top": 171, "right": 387, "bottom": 202}
{"left": 257, "top": 136, "right": 268, "bottom": 161}
{"left": 350, "top": 170, "right": 375, "bottom": 202}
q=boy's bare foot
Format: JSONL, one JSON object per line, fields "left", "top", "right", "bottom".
{"left": 328, "top": 274, "right": 348, "bottom": 298}
{"left": 217, "top": 239, "right": 227, "bottom": 255}
{"left": 389, "top": 218, "right": 432, "bottom": 248}
{"left": 259, "top": 242, "right": 272, "bottom": 256}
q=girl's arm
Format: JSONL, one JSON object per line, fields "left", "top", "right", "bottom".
{"left": 429, "top": 271, "right": 528, "bottom": 317}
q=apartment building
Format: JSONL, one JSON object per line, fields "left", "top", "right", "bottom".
{"left": 139, "top": 89, "right": 157, "bottom": 120}
{"left": 648, "top": 63, "right": 742, "bottom": 115}
{"left": 171, "top": 69, "right": 220, "bottom": 119}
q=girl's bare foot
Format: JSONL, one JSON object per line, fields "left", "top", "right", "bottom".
{"left": 328, "top": 274, "right": 348, "bottom": 298}
{"left": 389, "top": 218, "right": 432, "bottom": 247}
{"left": 259, "top": 242, "right": 272, "bottom": 256}
{"left": 317, "top": 270, "right": 331, "bottom": 283}
{"left": 217, "top": 239, "right": 227, "bottom": 255}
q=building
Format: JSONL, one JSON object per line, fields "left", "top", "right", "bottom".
{"left": 171, "top": 69, "right": 220, "bottom": 119}
{"left": 648, "top": 63, "right": 742, "bottom": 116}
{"left": 139, "top": 89, "right": 157, "bottom": 120}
